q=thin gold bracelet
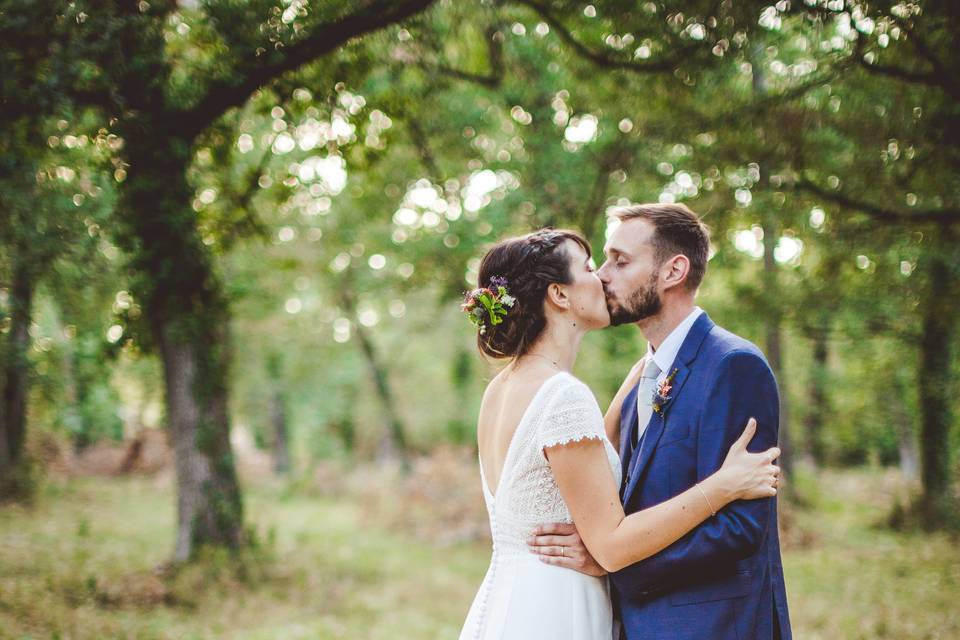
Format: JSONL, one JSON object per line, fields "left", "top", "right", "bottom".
{"left": 695, "top": 482, "right": 717, "bottom": 517}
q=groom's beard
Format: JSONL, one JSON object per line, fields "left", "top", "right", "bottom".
{"left": 606, "top": 272, "right": 662, "bottom": 326}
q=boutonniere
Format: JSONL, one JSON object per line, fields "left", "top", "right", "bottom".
{"left": 651, "top": 368, "right": 679, "bottom": 416}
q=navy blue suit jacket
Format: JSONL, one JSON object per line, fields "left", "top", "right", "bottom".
{"left": 611, "top": 312, "right": 792, "bottom": 640}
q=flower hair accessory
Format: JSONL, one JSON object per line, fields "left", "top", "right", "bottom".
{"left": 461, "top": 275, "right": 516, "bottom": 335}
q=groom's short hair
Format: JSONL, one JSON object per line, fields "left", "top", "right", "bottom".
{"left": 610, "top": 203, "right": 710, "bottom": 291}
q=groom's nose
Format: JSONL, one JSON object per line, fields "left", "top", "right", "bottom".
{"left": 596, "top": 262, "right": 611, "bottom": 283}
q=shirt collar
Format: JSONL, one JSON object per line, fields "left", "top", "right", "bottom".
{"left": 646, "top": 306, "right": 704, "bottom": 375}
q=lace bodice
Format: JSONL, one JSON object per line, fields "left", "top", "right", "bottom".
{"left": 477, "top": 372, "right": 622, "bottom": 558}
{"left": 462, "top": 372, "right": 620, "bottom": 640}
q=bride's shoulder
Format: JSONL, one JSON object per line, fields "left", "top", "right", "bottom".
{"left": 553, "top": 370, "right": 585, "bottom": 388}
{"left": 556, "top": 370, "right": 592, "bottom": 387}
{"left": 549, "top": 372, "right": 600, "bottom": 405}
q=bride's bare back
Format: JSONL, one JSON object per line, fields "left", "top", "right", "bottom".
{"left": 477, "top": 363, "right": 560, "bottom": 498}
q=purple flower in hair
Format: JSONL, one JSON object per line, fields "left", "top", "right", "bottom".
{"left": 489, "top": 275, "right": 508, "bottom": 289}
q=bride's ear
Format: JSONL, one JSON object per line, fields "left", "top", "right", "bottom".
{"left": 544, "top": 282, "right": 570, "bottom": 310}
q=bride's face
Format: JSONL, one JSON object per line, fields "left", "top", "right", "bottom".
{"left": 559, "top": 239, "right": 611, "bottom": 330}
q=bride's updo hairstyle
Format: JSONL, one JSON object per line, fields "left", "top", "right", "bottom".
{"left": 474, "top": 228, "right": 591, "bottom": 359}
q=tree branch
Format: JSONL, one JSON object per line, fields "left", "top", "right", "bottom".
{"left": 397, "top": 24, "right": 504, "bottom": 88}
{"left": 662, "top": 62, "right": 843, "bottom": 136}
{"left": 796, "top": 175, "right": 960, "bottom": 226}
{"left": 226, "top": 145, "right": 273, "bottom": 242}
{"left": 513, "top": 0, "right": 703, "bottom": 74}
{"left": 430, "top": 63, "right": 500, "bottom": 88}
{"left": 897, "top": 20, "right": 953, "bottom": 83}
{"left": 177, "top": 0, "right": 436, "bottom": 141}
{"left": 799, "top": 6, "right": 960, "bottom": 97}
{"left": 62, "top": 87, "right": 120, "bottom": 115}
{"left": 856, "top": 55, "right": 960, "bottom": 99}
{"left": 404, "top": 116, "right": 442, "bottom": 178}
{"left": 855, "top": 51, "right": 941, "bottom": 88}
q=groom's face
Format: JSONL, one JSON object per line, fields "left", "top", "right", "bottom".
{"left": 597, "top": 218, "right": 663, "bottom": 326}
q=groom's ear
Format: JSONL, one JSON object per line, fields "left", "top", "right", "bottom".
{"left": 662, "top": 254, "right": 691, "bottom": 291}
{"left": 545, "top": 282, "right": 570, "bottom": 309}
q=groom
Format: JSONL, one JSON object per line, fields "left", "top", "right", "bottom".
{"left": 528, "top": 203, "right": 791, "bottom": 639}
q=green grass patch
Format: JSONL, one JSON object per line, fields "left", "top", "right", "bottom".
{"left": 0, "top": 467, "right": 956, "bottom": 639}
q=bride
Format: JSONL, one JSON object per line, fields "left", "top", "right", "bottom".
{"left": 458, "top": 229, "right": 780, "bottom": 640}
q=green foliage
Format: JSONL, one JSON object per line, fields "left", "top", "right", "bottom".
{"left": 2, "top": 0, "right": 958, "bottom": 521}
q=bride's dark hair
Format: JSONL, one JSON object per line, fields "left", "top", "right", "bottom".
{"left": 474, "top": 228, "right": 591, "bottom": 359}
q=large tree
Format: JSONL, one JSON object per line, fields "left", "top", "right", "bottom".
{"left": 52, "top": 0, "right": 436, "bottom": 560}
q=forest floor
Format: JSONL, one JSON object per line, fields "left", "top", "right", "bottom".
{"left": 1, "top": 457, "right": 957, "bottom": 639}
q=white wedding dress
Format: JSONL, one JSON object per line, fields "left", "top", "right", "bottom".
{"left": 459, "top": 371, "right": 622, "bottom": 640}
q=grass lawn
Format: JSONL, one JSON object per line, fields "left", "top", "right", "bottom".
{"left": 0, "top": 466, "right": 957, "bottom": 639}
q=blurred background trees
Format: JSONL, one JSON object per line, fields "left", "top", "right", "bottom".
{"left": 1, "top": 0, "right": 957, "bottom": 567}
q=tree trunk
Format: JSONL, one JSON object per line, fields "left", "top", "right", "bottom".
{"left": 916, "top": 250, "right": 956, "bottom": 523}
{"left": 271, "top": 388, "right": 291, "bottom": 475}
{"left": 804, "top": 326, "right": 829, "bottom": 466}
{"left": 62, "top": 335, "right": 94, "bottom": 452}
{"left": 61, "top": 338, "right": 80, "bottom": 449}
{"left": 118, "top": 431, "right": 145, "bottom": 474}
{"left": 354, "top": 321, "right": 408, "bottom": 468}
{"left": 1, "top": 255, "right": 33, "bottom": 490}
{"left": 117, "top": 130, "right": 244, "bottom": 562}
{"left": 890, "top": 375, "right": 920, "bottom": 481}
{"left": 265, "top": 352, "right": 290, "bottom": 474}
{"left": 762, "top": 213, "right": 793, "bottom": 477}
{"left": 332, "top": 416, "right": 356, "bottom": 454}
{"left": 449, "top": 344, "right": 474, "bottom": 444}
{"left": 0, "top": 398, "right": 9, "bottom": 477}
{"left": 340, "top": 290, "right": 408, "bottom": 468}
{"left": 157, "top": 315, "right": 243, "bottom": 561}
{"left": 0, "top": 341, "right": 11, "bottom": 478}
{"left": 752, "top": 43, "right": 793, "bottom": 476}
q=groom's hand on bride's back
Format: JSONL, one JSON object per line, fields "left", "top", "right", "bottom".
{"left": 526, "top": 523, "right": 607, "bottom": 576}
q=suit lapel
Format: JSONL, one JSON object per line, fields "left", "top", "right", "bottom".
{"left": 622, "top": 312, "right": 716, "bottom": 505}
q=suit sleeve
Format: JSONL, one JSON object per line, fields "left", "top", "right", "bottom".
{"left": 613, "top": 349, "right": 780, "bottom": 591}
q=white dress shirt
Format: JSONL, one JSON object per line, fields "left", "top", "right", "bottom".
{"left": 637, "top": 306, "right": 704, "bottom": 437}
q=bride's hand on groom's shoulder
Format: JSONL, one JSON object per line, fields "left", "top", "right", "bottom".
{"left": 622, "top": 357, "right": 647, "bottom": 391}
{"left": 526, "top": 523, "right": 608, "bottom": 577}
{"left": 717, "top": 418, "right": 781, "bottom": 502}
{"left": 604, "top": 357, "right": 649, "bottom": 442}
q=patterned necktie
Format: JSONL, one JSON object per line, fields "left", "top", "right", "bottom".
{"left": 633, "top": 358, "right": 662, "bottom": 449}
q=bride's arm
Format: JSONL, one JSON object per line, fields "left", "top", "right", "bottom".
{"left": 544, "top": 419, "right": 778, "bottom": 573}
{"left": 603, "top": 357, "right": 647, "bottom": 444}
